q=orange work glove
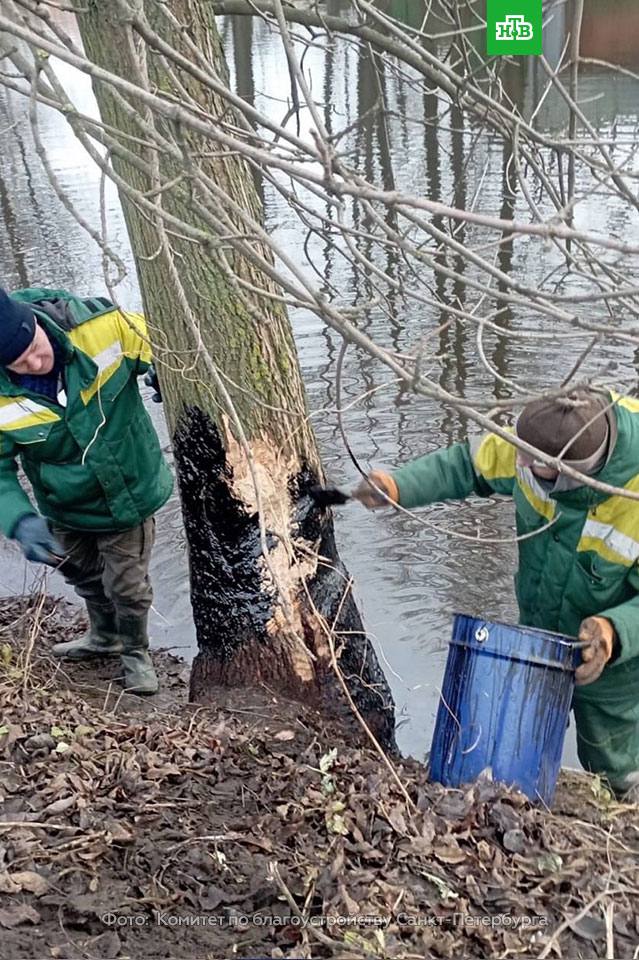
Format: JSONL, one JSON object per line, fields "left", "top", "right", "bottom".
{"left": 352, "top": 470, "right": 399, "bottom": 510}
{"left": 575, "top": 616, "right": 616, "bottom": 686}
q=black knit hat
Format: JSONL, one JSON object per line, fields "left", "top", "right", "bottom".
{"left": 0, "top": 290, "right": 36, "bottom": 366}
{"left": 516, "top": 390, "right": 610, "bottom": 460}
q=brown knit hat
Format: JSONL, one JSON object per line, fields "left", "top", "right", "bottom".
{"left": 516, "top": 390, "right": 610, "bottom": 460}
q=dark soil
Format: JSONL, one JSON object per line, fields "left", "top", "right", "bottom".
{"left": 1, "top": 594, "right": 638, "bottom": 960}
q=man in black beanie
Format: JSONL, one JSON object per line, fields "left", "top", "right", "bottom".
{"left": 354, "top": 387, "right": 639, "bottom": 799}
{"left": 0, "top": 290, "right": 39, "bottom": 368}
{"left": 0, "top": 286, "right": 173, "bottom": 695}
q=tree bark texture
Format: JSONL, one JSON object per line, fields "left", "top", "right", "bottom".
{"left": 75, "top": 1, "right": 396, "bottom": 747}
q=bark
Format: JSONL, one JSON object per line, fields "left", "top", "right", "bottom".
{"left": 75, "top": 1, "right": 396, "bottom": 748}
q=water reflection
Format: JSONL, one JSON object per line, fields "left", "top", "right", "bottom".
{"left": 0, "top": 3, "right": 637, "bottom": 762}
{"left": 223, "top": 3, "right": 639, "bottom": 764}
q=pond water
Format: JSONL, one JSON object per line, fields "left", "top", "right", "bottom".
{"left": 0, "top": 1, "right": 638, "bottom": 762}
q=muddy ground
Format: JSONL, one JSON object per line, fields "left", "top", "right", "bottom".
{"left": 0, "top": 594, "right": 638, "bottom": 960}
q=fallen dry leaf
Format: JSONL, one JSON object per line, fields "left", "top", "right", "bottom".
{"left": 145, "top": 764, "right": 182, "bottom": 779}
{"left": 433, "top": 841, "right": 466, "bottom": 865}
{"left": 10, "top": 870, "right": 48, "bottom": 896}
{"left": 0, "top": 871, "right": 20, "bottom": 894}
{"left": 386, "top": 806, "right": 407, "bottom": 835}
{"left": 43, "top": 796, "right": 75, "bottom": 816}
{"left": 0, "top": 904, "right": 40, "bottom": 928}
{"left": 273, "top": 730, "right": 296, "bottom": 741}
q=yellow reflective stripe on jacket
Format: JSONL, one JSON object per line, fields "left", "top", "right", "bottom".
{"left": 577, "top": 473, "right": 639, "bottom": 567}
{"left": 78, "top": 341, "right": 123, "bottom": 405}
{"left": 68, "top": 310, "right": 150, "bottom": 404}
{"left": 119, "top": 311, "right": 152, "bottom": 365}
{"left": 611, "top": 391, "right": 639, "bottom": 415}
{"left": 0, "top": 397, "right": 60, "bottom": 432}
{"left": 472, "top": 431, "right": 556, "bottom": 522}
{"left": 516, "top": 465, "right": 556, "bottom": 522}
{"left": 470, "top": 431, "right": 517, "bottom": 480}
{"left": 578, "top": 523, "right": 638, "bottom": 567}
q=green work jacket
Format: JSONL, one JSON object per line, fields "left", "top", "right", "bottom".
{"left": 392, "top": 394, "right": 639, "bottom": 666}
{"left": 0, "top": 288, "right": 173, "bottom": 535}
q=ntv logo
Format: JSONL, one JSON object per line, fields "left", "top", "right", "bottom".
{"left": 495, "top": 14, "right": 533, "bottom": 41}
{"left": 486, "top": 2, "right": 542, "bottom": 55}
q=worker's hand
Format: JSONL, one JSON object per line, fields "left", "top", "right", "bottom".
{"left": 12, "top": 515, "right": 64, "bottom": 566}
{"left": 576, "top": 616, "right": 616, "bottom": 685}
{"left": 144, "top": 364, "right": 162, "bottom": 403}
{"left": 352, "top": 470, "right": 399, "bottom": 510}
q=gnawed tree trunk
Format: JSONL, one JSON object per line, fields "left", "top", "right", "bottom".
{"left": 75, "top": 2, "right": 395, "bottom": 747}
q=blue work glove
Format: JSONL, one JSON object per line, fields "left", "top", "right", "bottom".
{"left": 12, "top": 515, "right": 64, "bottom": 566}
{"left": 144, "top": 364, "right": 162, "bottom": 403}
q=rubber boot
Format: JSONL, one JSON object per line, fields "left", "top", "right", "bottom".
{"left": 52, "top": 602, "right": 122, "bottom": 659}
{"left": 118, "top": 613, "right": 159, "bottom": 695}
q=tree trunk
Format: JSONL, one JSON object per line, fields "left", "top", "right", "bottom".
{"left": 75, "top": 2, "right": 395, "bottom": 747}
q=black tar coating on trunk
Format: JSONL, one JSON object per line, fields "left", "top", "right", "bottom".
{"left": 293, "top": 468, "right": 397, "bottom": 752}
{"left": 173, "top": 406, "right": 273, "bottom": 659}
{"left": 173, "top": 406, "right": 396, "bottom": 750}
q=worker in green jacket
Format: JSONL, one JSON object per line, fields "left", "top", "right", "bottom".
{"left": 0, "top": 287, "right": 173, "bottom": 695}
{"left": 354, "top": 389, "right": 639, "bottom": 798}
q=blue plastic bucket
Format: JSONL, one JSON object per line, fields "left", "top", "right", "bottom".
{"left": 429, "top": 614, "right": 580, "bottom": 804}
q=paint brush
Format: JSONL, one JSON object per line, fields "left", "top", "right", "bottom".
{"left": 309, "top": 484, "right": 352, "bottom": 508}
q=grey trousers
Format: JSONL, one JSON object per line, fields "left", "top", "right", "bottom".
{"left": 51, "top": 518, "right": 156, "bottom": 619}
